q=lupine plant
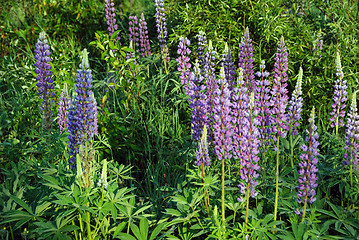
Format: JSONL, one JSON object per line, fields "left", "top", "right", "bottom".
{"left": 197, "top": 31, "right": 207, "bottom": 67}
{"left": 344, "top": 91, "right": 359, "bottom": 186}
{"left": 176, "top": 36, "right": 192, "bottom": 92}
{"left": 105, "top": 0, "right": 121, "bottom": 44}
{"left": 129, "top": 15, "right": 139, "bottom": 51}
{"left": 271, "top": 36, "right": 289, "bottom": 221}
{"left": 238, "top": 27, "right": 255, "bottom": 91}
{"left": 139, "top": 13, "right": 151, "bottom": 57}
{"left": 58, "top": 84, "right": 71, "bottom": 132}
{"left": 212, "top": 67, "right": 232, "bottom": 223}
{"left": 287, "top": 67, "right": 304, "bottom": 167}
{"left": 297, "top": 107, "right": 319, "bottom": 222}
{"left": 330, "top": 52, "right": 347, "bottom": 135}
{"left": 34, "top": 31, "right": 55, "bottom": 130}
{"left": 154, "top": 0, "right": 169, "bottom": 69}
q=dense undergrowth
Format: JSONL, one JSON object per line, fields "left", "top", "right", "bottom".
{"left": 0, "top": 0, "right": 359, "bottom": 239}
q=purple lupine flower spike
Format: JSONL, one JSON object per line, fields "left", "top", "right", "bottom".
{"left": 197, "top": 31, "right": 207, "bottom": 67}
{"left": 204, "top": 40, "right": 217, "bottom": 130}
{"left": 270, "top": 36, "right": 289, "bottom": 139}
{"left": 176, "top": 36, "right": 192, "bottom": 91}
{"left": 238, "top": 93, "right": 260, "bottom": 201}
{"left": 129, "top": 15, "right": 139, "bottom": 51}
{"left": 68, "top": 49, "right": 98, "bottom": 168}
{"left": 154, "top": 0, "right": 169, "bottom": 64}
{"left": 344, "top": 91, "right": 359, "bottom": 171}
{"left": 312, "top": 33, "right": 323, "bottom": 57}
{"left": 297, "top": 107, "right": 319, "bottom": 205}
{"left": 231, "top": 69, "right": 249, "bottom": 159}
{"left": 221, "top": 43, "right": 236, "bottom": 89}
{"left": 34, "top": 31, "right": 55, "bottom": 129}
{"left": 105, "top": 0, "right": 121, "bottom": 44}
{"left": 330, "top": 52, "right": 347, "bottom": 134}
{"left": 139, "top": 13, "right": 151, "bottom": 57}
{"left": 195, "top": 125, "right": 211, "bottom": 166}
{"left": 288, "top": 67, "right": 303, "bottom": 136}
{"left": 238, "top": 27, "right": 255, "bottom": 91}
{"left": 254, "top": 60, "right": 271, "bottom": 143}
{"left": 188, "top": 60, "right": 208, "bottom": 142}
{"left": 58, "top": 84, "right": 71, "bottom": 132}
{"left": 213, "top": 67, "right": 233, "bottom": 161}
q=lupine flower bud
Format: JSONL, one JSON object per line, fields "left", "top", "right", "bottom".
{"left": 34, "top": 31, "right": 55, "bottom": 129}
{"left": 58, "top": 84, "right": 71, "bottom": 132}
{"left": 238, "top": 27, "right": 255, "bottom": 91}
{"left": 344, "top": 91, "right": 359, "bottom": 170}
{"left": 154, "top": 0, "right": 169, "bottom": 64}
{"left": 105, "top": 0, "right": 121, "bottom": 44}
{"left": 288, "top": 67, "right": 303, "bottom": 136}
{"left": 195, "top": 125, "right": 211, "bottom": 166}
{"left": 197, "top": 31, "right": 207, "bottom": 67}
{"left": 139, "top": 13, "right": 151, "bottom": 57}
{"left": 330, "top": 52, "right": 347, "bottom": 131}
{"left": 238, "top": 93, "right": 260, "bottom": 200}
{"left": 297, "top": 107, "right": 319, "bottom": 204}
{"left": 213, "top": 67, "right": 233, "bottom": 161}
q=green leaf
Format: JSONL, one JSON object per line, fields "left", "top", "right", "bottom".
{"left": 10, "top": 196, "right": 33, "bottom": 214}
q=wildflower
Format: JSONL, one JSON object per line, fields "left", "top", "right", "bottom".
{"left": 238, "top": 27, "right": 255, "bottom": 91}
{"left": 176, "top": 36, "right": 192, "bottom": 90}
{"left": 197, "top": 31, "right": 207, "bottom": 67}
{"left": 330, "top": 52, "right": 347, "bottom": 134}
{"left": 221, "top": 43, "right": 236, "bottom": 89}
{"left": 105, "top": 0, "right": 121, "bottom": 44}
{"left": 288, "top": 67, "right": 304, "bottom": 136}
{"left": 139, "top": 13, "right": 151, "bottom": 57}
{"left": 34, "top": 31, "right": 55, "bottom": 129}
{"left": 195, "top": 125, "right": 211, "bottom": 166}
{"left": 129, "top": 15, "right": 139, "bottom": 51}
{"left": 154, "top": 0, "right": 169, "bottom": 64}
{"left": 58, "top": 84, "right": 71, "bottom": 132}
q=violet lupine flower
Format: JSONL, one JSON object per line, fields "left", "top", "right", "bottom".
{"left": 68, "top": 49, "right": 98, "bottom": 168}
{"left": 238, "top": 27, "right": 255, "bottom": 91}
{"left": 238, "top": 93, "right": 260, "bottom": 201}
{"left": 312, "top": 34, "right": 323, "bottom": 57}
{"left": 254, "top": 61, "right": 271, "bottom": 144}
{"left": 221, "top": 43, "right": 236, "bottom": 89}
{"left": 213, "top": 67, "right": 233, "bottom": 161}
{"left": 343, "top": 91, "right": 359, "bottom": 170}
{"left": 203, "top": 41, "right": 217, "bottom": 127}
{"left": 195, "top": 125, "right": 211, "bottom": 166}
{"left": 176, "top": 37, "right": 192, "bottom": 91}
{"left": 129, "top": 15, "right": 139, "bottom": 51}
{"left": 197, "top": 31, "right": 207, "bottom": 67}
{"left": 58, "top": 85, "right": 71, "bottom": 132}
{"left": 270, "top": 36, "right": 289, "bottom": 139}
{"left": 287, "top": 67, "right": 303, "bottom": 136}
{"left": 231, "top": 69, "right": 249, "bottom": 159}
{"left": 139, "top": 13, "right": 151, "bottom": 57}
{"left": 154, "top": 0, "right": 169, "bottom": 64}
{"left": 297, "top": 107, "right": 319, "bottom": 205}
{"left": 34, "top": 31, "right": 55, "bottom": 129}
{"left": 330, "top": 52, "right": 347, "bottom": 132}
{"left": 188, "top": 60, "right": 208, "bottom": 142}
{"left": 105, "top": 0, "right": 121, "bottom": 44}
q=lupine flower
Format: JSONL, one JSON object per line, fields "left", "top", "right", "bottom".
{"left": 238, "top": 93, "right": 260, "bottom": 201}
{"left": 195, "top": 125, "right": 211, "bottom": 166}
{"left": 213, "top": 67, "right": 233, "bottom": 161}
{"left": 270, "top": 36, "right": 289, "bottom": 139}
{"left": 343, "top": 91, "right": 359, "bottom": 171}
{"left": 34, "top": 31, "right": 55, "bottom": 129}
{"left": 312, "top": 34, "right": 323, "bottom": 57}
{"left": 231, "top": 69, "right": 249, "bottom": 159}
{"left": 139, "top": 13, "right": 151, "bottom": 57}
{"left": 97, "top": 159, "right": 109, "bottom": 189}
{"left": 176, "top": 37, "right": 192, "bottom": 91}
{"left": 188, "top": 60, "right": 208, "bottom": 142}
{"left": 129, "top": 15, "right": 139, "bottom": 50}
{"left": 221, "top": 43, "right": 236, "bottom": 89}
{"left": 68, "top": 49, "right": 98, "bottom": 168}
{"left": 238, "top": 27, "right": 255, "bottom": 91}
{"left": 154, "top": 0, "right": 169, "bottom": 64}
{"left": 197, "top": 31, "right": 207, "bottom": 67}
{"left": 58, "top": 85, "right": 71, "bottom": 132}
{"left": 297, "top": 107, "right": 319, "bottom": 205}
{"left": 330, "top": 52, "right": 347, "bottom": 133}
{"left": 105, "top": 0, "right": 121, "bottom": 44}
{"left": 254, "top": 60, "right": 271, "bottom": 143}
{"left": 203, "top": 41, "right": 217, "bottom": 128}
{"left": 288, "top": 67, "right": 303, "bottom": 136}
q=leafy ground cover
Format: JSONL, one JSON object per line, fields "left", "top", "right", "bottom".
{"left": 0, "top": 0, "right": 358, "bottom": 239}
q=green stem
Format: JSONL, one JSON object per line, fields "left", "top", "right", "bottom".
{"left": 245, "top": 181, "right": 251, "bottom": 229}
{"left": 86, "top": 211, "right": 92, "bottom": 240}
{"left": 301, "top": 199, "right": 307, "bottom": 223}
{"left": 274, "top": 136, "right": 280, "bottom": 221}
{"left": 290, "top": 132, "right": 294, "bottom": 169}
{"left": 222, "top": 150, "right": 225, "bottom": 224}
